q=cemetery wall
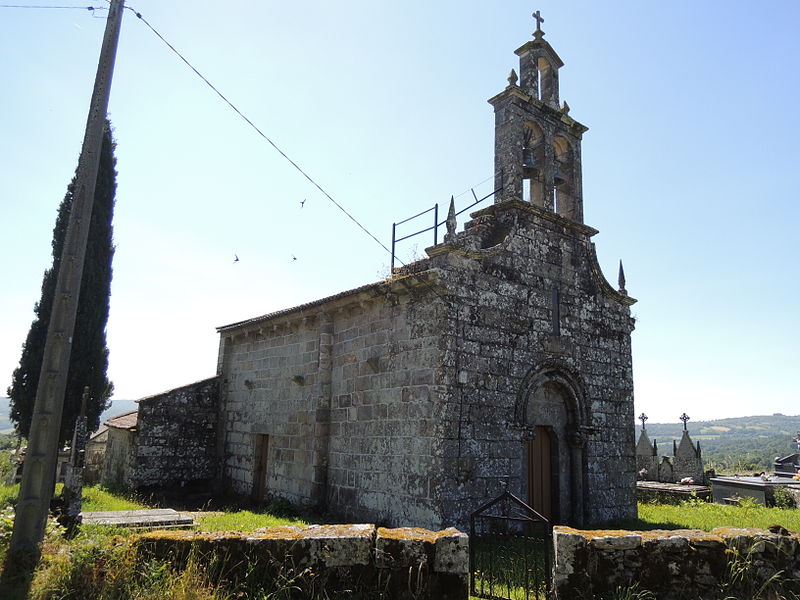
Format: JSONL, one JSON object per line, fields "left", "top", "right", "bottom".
{"left": 553, "top": 525, "right": 800, "bottom": 599}
{"left": 135, "top": 524, "right": 468, "bottom": 600}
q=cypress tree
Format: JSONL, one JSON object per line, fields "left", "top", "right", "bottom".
{"left": 7, "top": 121, "right": 116, "bottom": 444}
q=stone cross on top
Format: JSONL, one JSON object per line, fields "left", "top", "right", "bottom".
{"left": 639, "top": 413, "right": 648, "bottom": 430}
{"left": 532, "top": 10, "right": 545, "bottom": 36}
{"left": 680, "top": 412, "right": 690, "bottom": 431}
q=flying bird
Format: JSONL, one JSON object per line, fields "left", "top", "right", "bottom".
{"left": 300, "top": 199, "right": 306, "bottom": 208}
{"left": 234, "top": 254, "right": 239, "bottom": 263}
{"left": 291, "top": 255, "right": 297, "bottom": 261}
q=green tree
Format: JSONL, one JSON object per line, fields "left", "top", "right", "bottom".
{"left": 7, "top": 121, "right": 116, "bottom": 444}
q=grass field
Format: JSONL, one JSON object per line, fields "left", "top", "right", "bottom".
{"left": 630, "top": 497, "right": 800, "bottom": 532}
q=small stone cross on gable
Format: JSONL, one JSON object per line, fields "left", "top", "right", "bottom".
{"left": 533, "top": 10, "right": 544, "bottom": 33}
{"left": 639, "top": 413, "right": 648, "bottom": 430}
{"left": 680, "top": 412, "right": 690, "bottom": 431}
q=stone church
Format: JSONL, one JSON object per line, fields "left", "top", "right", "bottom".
{"left": 123, "top": 21, "right": 637, "bottom": 530}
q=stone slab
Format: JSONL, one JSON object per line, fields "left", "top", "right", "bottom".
{"left": 80, "top": 508, "right": 196, "bottom": 529}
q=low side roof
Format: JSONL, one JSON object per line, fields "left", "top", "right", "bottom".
{"left": 105, "top": 410, "right": 138, "bottom": 430}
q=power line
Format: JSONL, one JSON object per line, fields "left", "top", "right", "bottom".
{"left": 0, "top": 4, "right": 104, "bottom": 9}
{"left": 122, "top": 3, "right": 482, "bottom": 312}
{"left": 125, "top": 5, "right": 393, "bottom": 257}
{"left": 9, "top": 2, "right": 471, "bottom": 307}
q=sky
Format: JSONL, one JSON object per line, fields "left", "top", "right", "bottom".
{"left": 1, "top": 1, "right": 798, "bottom": 426}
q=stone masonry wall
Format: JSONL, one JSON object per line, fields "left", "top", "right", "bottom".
{"left": 135, "top": 524, "right": 468, "bottom": 600}
{"left": 101, "top": 428, "right": 136, "bottom": 488}
{"left": 428, "top": 200, "right": 636, "bottom": 527}
{"left": 218, "top": 319, "right": 321, "bottom": 502}
{"left": 217, "top": 277, "right": 445, "bottom": 528}
{"left": 134, "top": 377, "right": 220, "bottom": 489}
{"left": 326, "top": 289, "right": 444, "bottom": 527}
{"left": 553, "top": 525, "right": 800, "bottom": 600}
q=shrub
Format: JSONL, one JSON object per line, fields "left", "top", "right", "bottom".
{"left": 772, "top": 486, "right": 797, "bottom": 509}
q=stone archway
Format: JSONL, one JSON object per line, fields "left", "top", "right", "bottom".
{"left": 516, "top": 363, "right": 589, "bottom": 526}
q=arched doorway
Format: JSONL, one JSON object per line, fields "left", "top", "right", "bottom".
{"left": 516, "top": 364, "right": 589, "bottom": 526}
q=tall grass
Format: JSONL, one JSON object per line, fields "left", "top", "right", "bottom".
{"left": 80, "top": 485, "right": 150, "bottom": 512}
{"left": 25, "top": 527, "right": 235, "bottom": 600}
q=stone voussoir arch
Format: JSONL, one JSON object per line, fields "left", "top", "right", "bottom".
{"left": 513, "top": 359, "right": 589, "bottom": 430}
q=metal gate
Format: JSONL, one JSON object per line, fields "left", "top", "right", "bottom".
{"left": 470, "top": 491, "right": 552, "bottom": 599}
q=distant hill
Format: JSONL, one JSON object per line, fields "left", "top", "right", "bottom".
{"left": 0, "top": 398, "right": 12, "bottom": 433}
{"left": 100, "top": 399, "right": 138, "bottom": 422}
{"left": 638, "top": 414, "right": 800, "bottom": 473}
{"left": 0, "top": 396, "right": 138, "bottom": 435}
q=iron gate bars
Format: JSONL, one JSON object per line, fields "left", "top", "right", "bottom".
{"left": 470, "top": 490, "right": 552, "bottom": 600}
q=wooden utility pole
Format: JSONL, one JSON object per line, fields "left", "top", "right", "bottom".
{"left": 9, "top": 0, "right": 124, "bottom": 558}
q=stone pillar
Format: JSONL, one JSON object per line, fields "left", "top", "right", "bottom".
{"left": 568, "top": 428, "right": 587, "bottom": 527}
{"left": 62, "top": 387, "right": 89, "bottom": 525}
{"left": 310, "top": 312, "right": 333, "bottom": 508}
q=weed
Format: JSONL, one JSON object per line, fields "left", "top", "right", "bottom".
{"left": 601, "top": 583, "right": 657, "bottom": 600}
{"left": 772, "top": 486, "right": 797, "bottom": 510}
{"left": 719, "top": 544, "right": 797, "bottom": 600}
{"left": 681, "top": 493, "right": 708, "bottom": 508}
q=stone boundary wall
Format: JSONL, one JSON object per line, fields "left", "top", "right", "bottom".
{"left": 553, "top": 525, "right": 800, "bottom": 600}
{"left": 135, "top": 524, "right": 468, "bottom": 599}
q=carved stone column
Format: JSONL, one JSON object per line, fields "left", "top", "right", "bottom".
{"left": 567, "top": 427, "right": 588, "bottom": 526}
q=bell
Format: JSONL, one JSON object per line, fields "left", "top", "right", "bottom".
{"left": 522, "top": 148, "right": 539, "bottom": 176}
{"left": 553, "top": 161, "right": 566, "bottom": 186}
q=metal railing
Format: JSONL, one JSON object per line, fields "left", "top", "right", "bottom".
{"left": 390, "top": 185, "right": 501, "bottom": 271}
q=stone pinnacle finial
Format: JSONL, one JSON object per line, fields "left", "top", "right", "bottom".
{"left": 639, "top": 413, "right": 648, "bottom": 430}
{"left": 680, "top": 412, "right": 690, "bottom": 431}
{"left": 618, "top": 260, "right": 627, "bottom": 295}
{"left": 445, "top": 195, "right": 457, "bottom": 241}
{"left": 508, "top": 68, "right": 518, "bottom": 86}
{"left": 532, "top": 10, "right": 545, "bottom": 37}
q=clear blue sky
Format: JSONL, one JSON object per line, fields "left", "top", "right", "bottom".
{"left": 1, "top": 1, "right": 798, "bottom": 425}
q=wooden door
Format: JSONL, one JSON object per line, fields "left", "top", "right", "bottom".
{"left": 252, "top": 434, "right": 269, "bottom": 503}
{"left": 527, "top": 426, "right": 553, "bottom": 520}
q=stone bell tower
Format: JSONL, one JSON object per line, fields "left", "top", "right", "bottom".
{"left": 489, "top": 11, "right": 587, "bottom": 222}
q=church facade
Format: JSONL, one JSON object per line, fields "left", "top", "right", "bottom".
{"left": 210, "top": 22, "right": 637, "bottom": 529}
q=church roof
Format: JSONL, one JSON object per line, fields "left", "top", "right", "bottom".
{"left": 105, "top": 410, "right": 138, "bottom": 430}
{"left": 216, "top": 265, "right": 432, "bottom": 333}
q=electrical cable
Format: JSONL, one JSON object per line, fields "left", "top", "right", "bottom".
{"left": 125, "top": 5, "right": 393, "bottom": 257}
{"left": 0, "top": 4, "right": 103, "bottom": 9}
